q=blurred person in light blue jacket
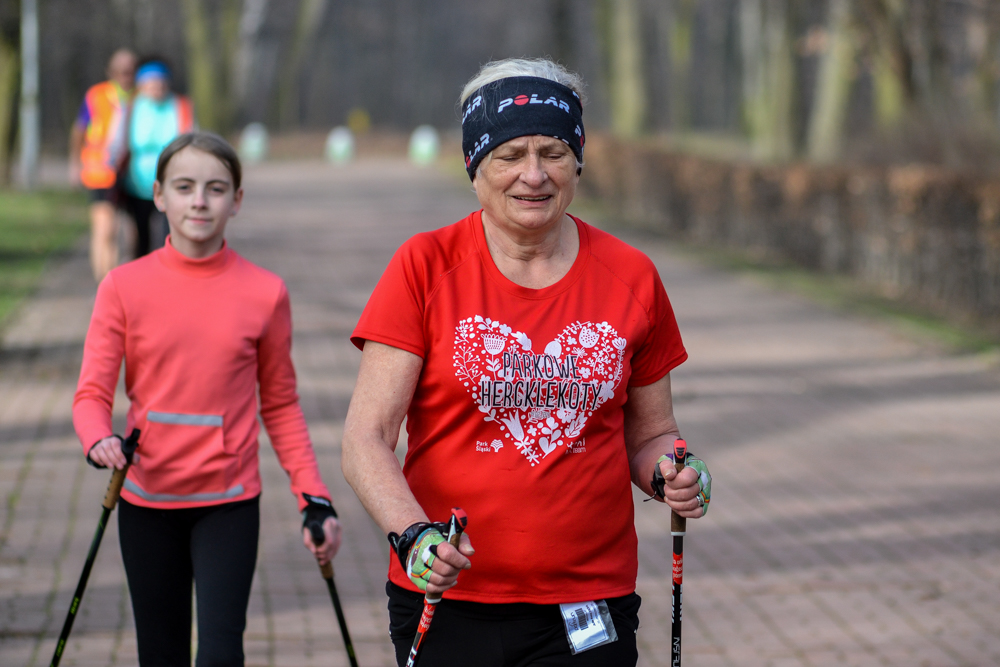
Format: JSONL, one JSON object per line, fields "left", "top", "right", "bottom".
{"left": 123, "top": 59, "right": 195, "bottom": 257}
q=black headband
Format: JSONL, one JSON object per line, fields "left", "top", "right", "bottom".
{"left": 461, "top": 76, "right": 585, "bottom": 180}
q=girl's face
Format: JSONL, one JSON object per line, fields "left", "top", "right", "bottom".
{"left": 153, "top": 146, "right": 243, "bottom": 259}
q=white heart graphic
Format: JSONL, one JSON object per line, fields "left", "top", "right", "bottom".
{"left": 453, "top": 316, "right": 627, "bottom": 467}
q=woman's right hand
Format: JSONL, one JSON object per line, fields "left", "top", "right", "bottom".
{"left": 88, "top": 436, "right": 128, "bottom": 469}
{"left": 423, "top": 533, "right": 475, "bottom": 598}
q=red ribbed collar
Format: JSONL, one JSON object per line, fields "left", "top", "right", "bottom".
{"left": 158, "top": 236, "right": 234, "bottom": 277}
{"left": 470, "top": 210, "right": 590, "bottom": 300}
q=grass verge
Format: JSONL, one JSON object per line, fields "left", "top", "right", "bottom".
{"left": 0, "top": 189, "right": 89, "bottom": 329}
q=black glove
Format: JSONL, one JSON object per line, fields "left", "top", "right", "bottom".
{"left": 301, "top": 493, "right": 338, "bottom": 545}
{"left": 85, "top": 429, "right": 140, "bottom": 469}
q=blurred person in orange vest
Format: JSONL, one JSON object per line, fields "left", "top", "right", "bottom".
{"left": 69, "top": 48, "right": 136, "bottom": 282}
{"left": 123, "top": 58, "right": 195, "bottom": 257}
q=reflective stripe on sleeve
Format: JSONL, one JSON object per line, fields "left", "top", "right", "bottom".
{"left": 123, "top": 479, "right": 245, "bottom": 503}
{"left": 147, "top": 411, "right": 223, "bottom": 427}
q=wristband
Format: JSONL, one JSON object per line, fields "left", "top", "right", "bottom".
{"left": 388, "top": 522, "right": 432, "bottom": 569}
{"left": 388, "top": 520, "right": 452, "bottom": 591}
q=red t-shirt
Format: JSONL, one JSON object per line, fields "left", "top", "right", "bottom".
{"left": 352, "top": 212, "right": 687, "bottom": 604}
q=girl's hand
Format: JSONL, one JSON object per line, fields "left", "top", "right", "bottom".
{"left": 88, "top": 436, "right": 129, "bottom": 469}
{"left": 302, "top": 516, "right": 343, "bottom": 566}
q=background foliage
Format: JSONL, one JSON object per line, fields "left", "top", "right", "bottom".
{"left": 0, "top": 0, "right": 998, "bottom": 174}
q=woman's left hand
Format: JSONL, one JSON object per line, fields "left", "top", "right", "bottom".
{"left": 656, "top": 459, "right": 707, "bottom": 519}
{"left": 624, "top": 374, "right": 711, "bottom": 518}
{"left": 302, "top": 516, "right": 343, "bottom": 566}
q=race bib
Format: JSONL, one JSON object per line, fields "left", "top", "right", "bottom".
{"left": 558, "top": 600, "right": 618, "bottom": 654}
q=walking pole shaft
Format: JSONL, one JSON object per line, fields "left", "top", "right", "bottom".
{"left": 320, "top": 557, "right": 359, "bottom": 666}
{"left": 50, "top": 506, "right": 112, "bottom": 666}
{"left": 50, "top": 429, "right": 139, "bottom": 667}
{"left": 405, "top": 508, "right": 466, "bottom": 667}
{"left": 310, "top": 524, "right": 359, "bottom": 667}
{"left": 670, "top": 439, "right": 688, "bottom": 667}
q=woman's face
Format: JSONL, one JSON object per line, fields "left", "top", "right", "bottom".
{"left": 474, "top": 135, "right": 579, "bottom": 234}
{"left": 138, "top": 76, "right": 169, "bottom": 101}
{"left": 153, "top": 146, "right": 242, "bottom": 257}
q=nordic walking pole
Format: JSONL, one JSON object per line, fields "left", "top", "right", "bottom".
{"left": 670, "top": 438, "right": 688, "bottom": 667}
{"left": 307, "top": 521, "right": 359, "bottom": 667}
{"left": 50, "top": 428, "right": 140, "bottom": 667}
{"left": 406, "top": 507, "right": 467, "bottom": 667}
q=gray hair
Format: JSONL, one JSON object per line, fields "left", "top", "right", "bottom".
{"left": 462, "top": 58, "right": 586, "bottom": 181}
{"left": 459, "top": 58, "right": 587, "bottom": 107}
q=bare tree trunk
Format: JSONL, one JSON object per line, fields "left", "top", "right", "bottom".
{"left": 966, "top": 6, "right": 1000, "bottom": 131}
{"left": 860, "top": 0, "right": 913, "bottom": 129}
{"left": 908, "top": 0, "right": 950, "bottom": 110}
{"left": 19, "top": 0, "right": 39, "bottom": 188}
{"left": 609, "top": 0, "right": 647, "bottom": 138}
{"left": 132, "top": 0, "right": 156, "bottom": 54}
{"left": 550, "top": 0, "right": 574, "bottom": 66}
{"left": 278, "top": 0, "right": 328, "bottom": 131}
{"left": 181, "top": 0, "right": 219, "bottom": 130}
{"left": 0, "top": 33, "right": 18, "bottom": 184}
{"left": 873, "top": 46, "right": 905, "bottom": 128}
{"left": 740, "top": 0, "right": 765, "bottom": 139}
{"left": 993, "top": 31, "right": 1000, "bottom": 134}
{"left": 661, "top": 0, "right": 695, "bottom": 132}
{"left": 806, "top": 0, "right": 856, "bottom": 162}
{"left": 217, "top": 0, "right": 242, "bottom": 134}
{"left": 741, "top": 0, "right": 795, "bottom": 161}
{"left": 233, "top": 0, "right": 269, "bottom": 123}
{"left": 762, "top": 0, "right": 795, "bottom": 160}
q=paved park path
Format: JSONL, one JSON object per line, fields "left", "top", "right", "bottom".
{"left": 1, "top": 160, "right": 999, "bottom": 666}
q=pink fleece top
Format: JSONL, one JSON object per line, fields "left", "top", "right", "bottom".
{"left": 73, "top": 238, "right": 330, "bottom": 510}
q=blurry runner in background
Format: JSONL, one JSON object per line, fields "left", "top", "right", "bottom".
{"left": 123, "top": 59, "right": 194, "bottom": 257}
{"left": 69, "top": 48, "right": 136, "bottom": 282}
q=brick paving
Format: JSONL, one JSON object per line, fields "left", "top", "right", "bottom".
{"left": 1, "top": 159, "right": 999, "bottom": 666}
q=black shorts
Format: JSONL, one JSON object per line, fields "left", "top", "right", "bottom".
{"left": 88, "top": 186, "right": 117, "bottom": 204}
{"left": 386, "top": 582, "right": 641, "bottom": 667}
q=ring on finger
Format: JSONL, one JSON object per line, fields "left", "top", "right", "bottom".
{"left": 695, "top": 495, "right": 705, "bottom": 508}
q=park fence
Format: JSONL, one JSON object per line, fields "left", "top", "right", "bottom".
{"left": 580, "top": 135, "right": 1000, "bottom": 331}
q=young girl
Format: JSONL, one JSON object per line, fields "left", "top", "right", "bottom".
{"left": 73, "top": 132, "right": 341, "bottom": 666}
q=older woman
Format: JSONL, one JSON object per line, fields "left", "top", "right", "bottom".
{"left": 342, "top": 58, "right": 712, "bottom": 666}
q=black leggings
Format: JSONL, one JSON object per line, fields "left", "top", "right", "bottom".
{"left": 122, "top": 195, "right": 167, "bottom": 258}
{"left": 118, "top": 497, "right": 260, "bottom": 667}
{"left": 387, "top": 582, "right": 641, "bottom": 667}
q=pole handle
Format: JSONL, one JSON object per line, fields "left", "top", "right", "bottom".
{"left": 308, "top": 520, "right": 335, "bottom": 577}
{"left": 670, "top": 439, "right": 687, "bottom": 533}
{"left": 101, "top": 429, "right": 139, "bottom": 510}
{"left": 447, "top": 507, "right": 466, "bottom": 546}
{"left": 426, "top": 509, "right": 467, "bottom": 601}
